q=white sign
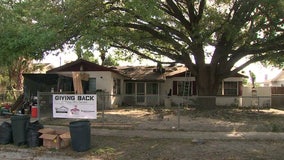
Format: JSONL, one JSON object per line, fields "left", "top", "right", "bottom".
{"left": 52, "top": 94, "right": 97, "bottom": 119}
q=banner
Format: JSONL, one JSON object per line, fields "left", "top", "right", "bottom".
{"left": 53, "top": 94, "right": 97, "bottom": 119}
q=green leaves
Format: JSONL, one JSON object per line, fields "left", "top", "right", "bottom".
{"left": 0, "top": 0, "right": 283, "bottom": 95}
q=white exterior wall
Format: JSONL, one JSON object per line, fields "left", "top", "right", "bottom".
{"left": 87, "top": 71, "right": 112, "bottom": 109}
{"left": 56, "top": 71, "right": 117, "bottom": 109}
{"left": 55, "top": 71, "right": 252, "bottom": 108}
{"left": 216, "top": 97, "right": 241, "bottom": 106}
{"left": 215, "top": 77, "right": 243, "bottom": 106}
{"left": 56, "top": 71, "right": 113, "bottom": 92}
{"left": 163, "top": 76, "right": 245, "bottom": 107}
{"left": 223, "top": 77, "right": 243, "bottom": 82}
{"left": 241, "top": 87, "right": 271, "bottom": 107}
{"left": 89, "top": 71, "right": 112, "bottom": 92}
{"left": 160, "top": 77, "right": 173, "bottom": 106}
{"left": 110, "top": 72, "right": 125, "bottom": 108}
{"left": 270, "top": 70, "right": 284, "bottom": 87}
{"left": 162, "top": 77, "right": 196, "bottom": 106}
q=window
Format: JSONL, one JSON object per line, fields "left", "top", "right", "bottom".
{"left": 125, "top": 82, "right": 159, "bottom": 95}
{"left": 88, "top": 78, "right": 96, "bottom": 92}
{"left": 146, "top": 83, "right": 158, "bottom": 94}
{"left": 126, "top": 82, "right": 135, "bottom": 94}
{"left": 218, "top": 81, "right": 238, "bottom": 96}
{"left": 117, "top": 79, "right": 121, "bottom": 94}
{"left": 224, "top": 82, "right": 238, "bottom": 96}
{"left": 173, "top": 81, "right": 191, "bottom": 96}
{"left": 113, "top": 78, "right": 121, "bottom": 95}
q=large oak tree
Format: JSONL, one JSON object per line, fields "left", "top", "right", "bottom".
{"left": 1, "top": 0, "right": 284, "bottom": 96}
{"left": 86, "top": 0, "right": 284, "bottom": 96}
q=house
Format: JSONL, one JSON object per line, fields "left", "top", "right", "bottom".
{"left": 267, "top": 69, "right": 284, "bottom": 108}
{"left": 23, "top": 59, "right": 247, "bottom": 108}
{"left": 270, "top": 69, "right": 284, "bottom": 87}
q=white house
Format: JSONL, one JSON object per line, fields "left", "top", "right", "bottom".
{"left": 270, "top": 69, "right": 284, "bottom": 87}
{"left": 24, "top": 59, "right": 248, "bottom": 108}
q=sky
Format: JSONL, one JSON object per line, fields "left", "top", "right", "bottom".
{"left": 242, "top": 63, "right": 281, "bottom": 83}
{"left": 38, "top": 51, "right": 282, "bottom": 83}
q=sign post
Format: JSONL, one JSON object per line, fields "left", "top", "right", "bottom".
{"left": 52, "top": 94, "right": 97, "bottom": 119}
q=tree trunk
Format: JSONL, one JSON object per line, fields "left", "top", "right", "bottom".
{"left": 195, "top": 66, "right": 220, "bottom": 96}
{"left": 16, "top": 69, "right": 24, "bottom": 91}
{"left": 194, "top": 66, "right": 221, "bottom": 108}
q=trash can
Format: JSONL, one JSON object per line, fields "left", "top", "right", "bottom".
{"left": 31, "top": 105, "right": 38, "bottom": 118}
{"left": 0, "top": 121, "right": 13, "bottom": 144}
{"left": 69, "top": 120, "right": 91, "bottom": 152}
{"left": 10, "top": 115, "right": 30, "bottom": 146}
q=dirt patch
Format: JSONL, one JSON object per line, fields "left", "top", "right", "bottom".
{"left": 88, "top": 136, "right": 284, "bottom": 160}
{"left": 1, "top": 135, "right": 284, "bottom": 160}
{"left": 41, "top": 107, "right": 284, "bottom": 132}
{"left": 3, "top": 107, "right": 284, "bottom": 159}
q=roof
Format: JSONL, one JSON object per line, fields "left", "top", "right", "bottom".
{"left": 271, "top": 69, "right": 284, "bottom": 82}
{"left": 45, "top": 59, "right": 188, "bottom": 81}
{"left": 46, "top": 59, "right": 120, "bottom": 74}
{"left": 45, "top": 59, "right": 246, "bottom": 81}
{"left": 113, "top": 65, "right": 188, "bottom": 81}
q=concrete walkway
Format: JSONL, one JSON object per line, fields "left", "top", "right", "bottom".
{"left": 48, "top": 125, "right": 284, "bottom": 141}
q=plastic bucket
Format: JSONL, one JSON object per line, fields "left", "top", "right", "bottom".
{"left": 69, "top": 120, "right": 91, "bottom": 152}
{"left": 10, "top": 115, "right": 30, "bottom": 146}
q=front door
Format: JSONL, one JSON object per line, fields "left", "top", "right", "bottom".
{"left": 136, "top": 83, "right": 145, "bottom": 104}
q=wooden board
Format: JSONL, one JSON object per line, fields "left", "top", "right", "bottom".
{"left": 72, "top": 72, "right": 83, "bottom": 94}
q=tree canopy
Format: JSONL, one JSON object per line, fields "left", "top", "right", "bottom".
{"left": 1, "top": 0, "right": 283, "bottom": 96}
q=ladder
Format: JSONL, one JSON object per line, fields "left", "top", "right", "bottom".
{"left": 182, "top": 69, "right": 191, "bottom": 106}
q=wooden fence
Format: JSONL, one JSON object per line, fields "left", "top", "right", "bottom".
{"left": 271, "top": 87, "right": 284, "bottom": 108}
